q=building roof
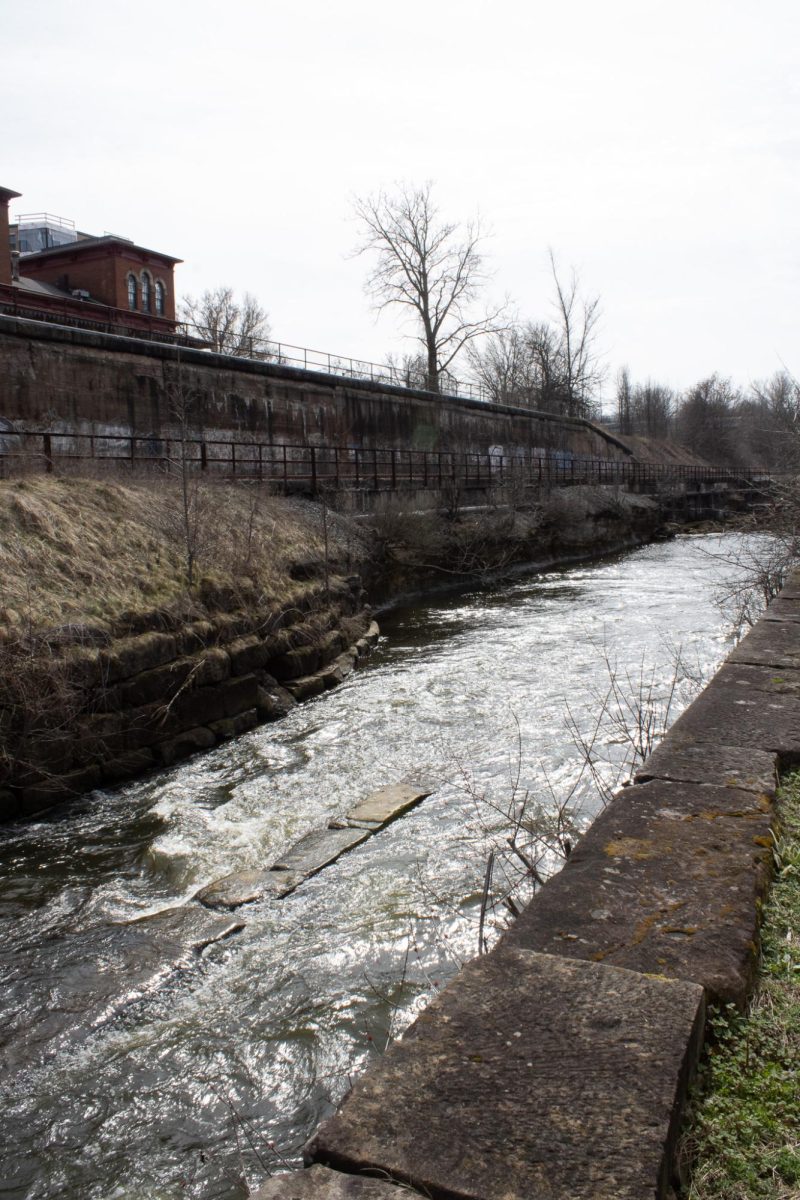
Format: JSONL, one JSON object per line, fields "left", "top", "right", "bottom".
{"left": 14, "top": 276, "right": 74, "bottom": 298}
{"left": 20, "top": 235, "right": 183, "bottom": 266}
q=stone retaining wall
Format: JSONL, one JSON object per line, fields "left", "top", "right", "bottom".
{"left": 268, "top": 571, "right": 800, "bottom": 1199}
{"left": 0, "top": 316, "right": 631, "bottom": 460}
{"left": 0, "top": 575, "right": 376, "bottom": 821}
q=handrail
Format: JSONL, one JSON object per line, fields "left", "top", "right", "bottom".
{"left": 0, "top": 428, "right": 774, "bottom": 495}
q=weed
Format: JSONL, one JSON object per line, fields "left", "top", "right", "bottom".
{"left": 680, "top": 772, "right": 800, "bottom": 1199}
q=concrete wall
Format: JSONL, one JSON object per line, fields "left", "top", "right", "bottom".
{"left": 0, "top": 316, "right": 632, "bottom": 460}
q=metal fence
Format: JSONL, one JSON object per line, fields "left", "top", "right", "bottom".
{"left": 0, "top": 428, "right": 772, "bottom": 494}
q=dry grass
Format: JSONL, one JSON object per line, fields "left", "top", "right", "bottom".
{"left": 0, "top": 476, "right": 358, "bottom": 634}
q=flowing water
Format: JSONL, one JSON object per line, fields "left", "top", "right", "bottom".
{"left": 0, "top": 534, "right": 753, "bottom": 1199}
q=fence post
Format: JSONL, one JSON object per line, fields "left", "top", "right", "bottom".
{"left": 373, "top": 448, "right": 379, "bottom": 491}
{"left": 231, "top": 441, "right": 236, "bottom": 477}
{"left": 200, "top": 442, "right": 208, "bottom": 470}
{"left": 391, "top": 449, "right": 397, "bottom": 490}
{"left": 310, "top": 445, "right": 317, "bottom": 494}
{"left": 283, "top": 444, "right": 288, "bottom": 492}
{"left": 43, "top": 432, "right": 53, "bottom": 473}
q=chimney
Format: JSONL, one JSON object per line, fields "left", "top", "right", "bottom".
{"left": 0, "top": 187, "right": 22, "bottom": 287}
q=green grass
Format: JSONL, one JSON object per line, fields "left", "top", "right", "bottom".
{"left": 682, "top": 772, "right": 800, "bottom": 1199}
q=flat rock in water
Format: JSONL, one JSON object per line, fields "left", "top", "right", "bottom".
{"left": 341, "top": 784, "right": 432, "bottom": 830}
{"left": 635, "top": 740, "right": 778, "bottom": 797}
{"left": 194, "top": 868, "right": 305, "bottom": 909}
{"left": 271, "top": 827, "right": 370, "bottom": 878}
{"left": 307, "top": 948, "right": 705, "bottom": 1200}
{"left": 250, "top": 1164, "right": 418, "bottom": 1198}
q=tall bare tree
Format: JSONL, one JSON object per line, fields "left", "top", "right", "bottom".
{"left": 548, "top": 251, "right": 603, "bottom": 418}
{"left": 180, "top": 286, "right": 271, "bottom": 358}
{"left": 353, "top": 182, "right": 507, "bottom": 394}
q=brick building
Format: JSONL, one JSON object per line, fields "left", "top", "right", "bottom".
{"left": 0, "top": 185, "right": 181, "bottom": 335}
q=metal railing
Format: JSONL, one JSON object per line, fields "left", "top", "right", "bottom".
{"left": 0, "top": 428, "right": 773, "bottom": 495}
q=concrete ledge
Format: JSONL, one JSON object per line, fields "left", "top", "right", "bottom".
{"left": 251, "top": 1164, "right": 421, "bottom": 1198}
{"left": 501, "top": 780, "right": 773, "bottom": 1005}
{"left": 307, "top": 948, "right": 705, "bottom": 1200}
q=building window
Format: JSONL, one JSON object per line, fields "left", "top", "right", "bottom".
{"left": 141, "top": 271, "right": 152, "bottom": 313}
{"left": 154, "top": 279, "right": 165, "bottom": 316}
{"left": 127, "top": 274, "right": 137, "bottom": 310}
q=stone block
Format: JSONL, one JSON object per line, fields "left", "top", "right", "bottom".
{"left": 728, "top": 616, "right": 800, "bottom": 670}
{"left": 250, "top": 1164, "right": 418, "bottom": 1198}
{"left": 221, "top": 673, "right": 259, "bottom": 717}
{"left": 195, "top": 867, "right": 305, "bottom": 909}
{"left": 635, "top": 741, "right": 778, "bottom": 797}
{"left": 340, "top": 784, "right": 433, "bottom": 830}
{"left": 257, "top": 683, "right": 297, "bottom": 719}
{"left": 209, "top": 709, "right": 259, "bottom": 742}
{"left": 157, "top": 726, "right": 216, "bottom": 767}
{"left": 118, "top": 656, "right": 199, "bottom": 708}
{"left": 502, "top": 779, "right": 774, "bottom": 1006}
{"left": 285, "top": 673, "right": 327, "bottom": 701}
{"left": 100, "top": 632, "right": 178, "bottom": 683}
{"left": 271, "top": 827, "right": 371, "bottom": 879}
{"left": 666, "top": 662, "right": 800, "bottom": 761}
{"left": 271, "top": 644, "right": 322, "bottom": 682}
{"left": 307, "top": 948, "right": 705, "bottom": 1200}
{"left": 100, "top": 748, "right": 157, "bottom": 784}
{"left": 228, "top": 634, "right": 273, "bottom": 675}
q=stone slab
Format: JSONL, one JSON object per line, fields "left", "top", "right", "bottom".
{"left": 761, "top": 594, "right": 800, "bottom": 623}
{"left": 307, "top": 947, "right": 705, "bottom": 1200}
{"left": 341, "top": 785, "right": 432, "bottom": 830}
{"left": 635, "top": 740, "right": 778, "bottom": 797}
{"left": 251, "top": 1164, "right": 419, "bottom": 1198}
{"left": 665, "top": 663, "right": 800, "bottom": 762}
{"left": 502, "top": 779, "right": 774, "bottom": 1005}
{"left": 728, "top": 615, "right": 800, "bottom": 670}
{"left": 194, "top": 868, "right": 305, "bottom": 909}
{"left": 271, "top": 827, "right": 371, "bottom": 878}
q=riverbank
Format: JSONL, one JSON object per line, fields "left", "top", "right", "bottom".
{"left": 0, "top": 533, "right": 762, "bottom": 1199}
{"left": 0, "top": 475, "right": 668, "bottom": 820}
{"left": 680, "top": 771, "right": 800, "bottom": 1199}
{"left": 299, "top": 571, "right": 800, "bottom": 1200}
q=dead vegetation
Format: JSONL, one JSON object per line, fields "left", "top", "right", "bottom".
{"left": 0, "top": 476, "right": 364, "bottom": 637}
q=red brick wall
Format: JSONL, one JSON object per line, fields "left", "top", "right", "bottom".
{"left": 21, "top": 243, "right": 177, "bottom": 319}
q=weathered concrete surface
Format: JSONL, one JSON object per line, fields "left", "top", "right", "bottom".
{"left": 307, "top": 948, "right": 705, "bottom": 1200}
{"left": 502, "top": 780, "right": 773, "bottom": 1005}
{"left": 271, "top": 828, "right": 370, "bottom": 878}
{"left": 635, "top": 741, "right": 778, "bottom": 796}
{"left": 727, "top": 613, "right": 800, "bottom": 671}
{"left": 332, "top": 784, "right": 433, "bottom": 831}
{"left": 665, "top": 663, "right": 800, "bottom": 761}
{"left": 251, "top": 1164, "right": 421, "bottom": 1198}
{"left": 194, "top": 868, "right": 305, "bottom": 909}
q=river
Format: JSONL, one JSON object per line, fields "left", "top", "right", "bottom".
{"left": 0, "top": 533, "right": 754, "bottom": 1199}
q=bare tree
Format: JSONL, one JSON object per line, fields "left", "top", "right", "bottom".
{"left": 353, "top": 182, "right": 507, "bottom": 394}
{"left": 180, "top": 286, "right": 271, "bottom": 358}
{"left": 548, "top": 251, "right": 603, "bottom": 418}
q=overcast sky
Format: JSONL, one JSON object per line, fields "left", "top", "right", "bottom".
{"left": 4, "top": 0, "right": 798, "bottom": 401}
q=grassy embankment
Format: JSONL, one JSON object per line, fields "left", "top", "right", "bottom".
{"left": 681, "top": 772, "right": 800, "bottom": 1199}
{"left": 0, "top": 475, "right": 361, "bottom": 634}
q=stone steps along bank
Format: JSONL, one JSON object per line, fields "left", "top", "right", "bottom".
{"left": 253, "top": 571, "right": 800, "bottom": 1200}
{"left": 0, "top": 572, "right": 379, "bottom": 822}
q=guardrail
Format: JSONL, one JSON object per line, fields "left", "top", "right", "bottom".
{"left": 0, "top": 429, "right": 773, "bottom": 495}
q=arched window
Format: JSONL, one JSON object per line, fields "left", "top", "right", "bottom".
{"left": 127, "top": 274, "right": 137, "bottom": 310}
{"left": 154, "top": 279, "right": 166, "bottom": 316}
{"left": 141, "top": 271, "right": 152, "bottom": 313}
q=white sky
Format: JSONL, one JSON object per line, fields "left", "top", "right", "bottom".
{"left": 3, "top": 0, "right": 798, "bottom": 401}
